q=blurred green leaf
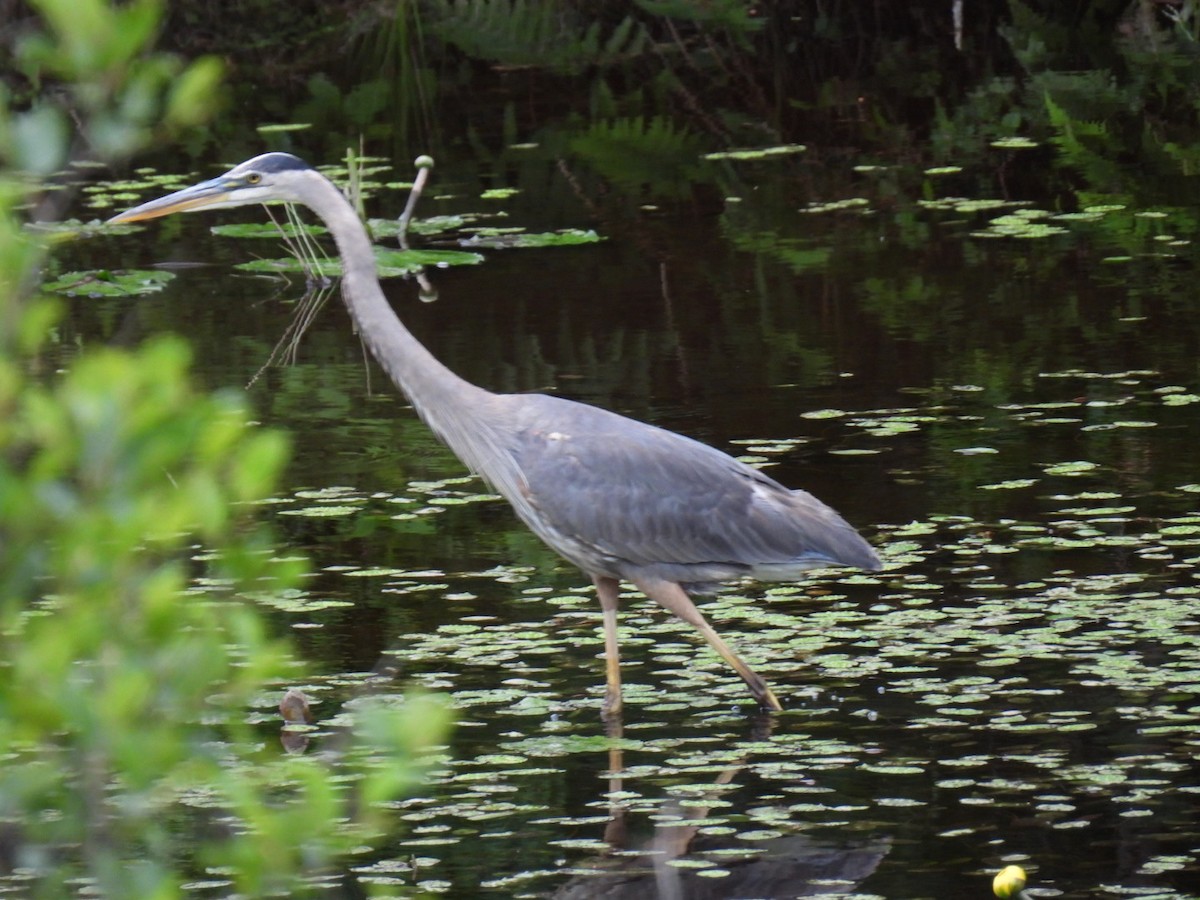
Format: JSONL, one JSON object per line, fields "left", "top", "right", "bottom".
{"left": 11, "top": 104, "right": 68, "bottom": 175}
{"left": 167, "top": 55, "right": 225, "bottom": 128}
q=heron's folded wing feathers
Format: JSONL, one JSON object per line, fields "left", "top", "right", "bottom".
{"left": 504, "top": 397, "right": 878, "bottom": 574}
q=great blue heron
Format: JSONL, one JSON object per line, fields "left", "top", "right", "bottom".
{"left": 108, "top": 152, "right": 882, "bottom": 715}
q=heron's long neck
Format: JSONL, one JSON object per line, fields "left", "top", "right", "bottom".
{"left": 304, "top": 177, "right": 495, "bottom": 457}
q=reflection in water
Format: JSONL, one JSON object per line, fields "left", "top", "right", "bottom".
{"left": 279, "top": 687, "right": 314, "bottom": 754}
{"left": 554, "top": 716, "right": 891, "bottom": 899}
{"left": 251, "top": 282, "right": 337, "bottom": 386}
{"left": 554, "top": 832, "right": 892, "bottom": 900}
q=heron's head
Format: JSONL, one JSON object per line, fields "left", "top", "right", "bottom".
{"left": 107, "top": 152, "right": 315, "bottom": 224}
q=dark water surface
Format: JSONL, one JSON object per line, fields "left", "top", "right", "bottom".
{"left": 71, "top": 145, "right": 1200, "bottom": 898}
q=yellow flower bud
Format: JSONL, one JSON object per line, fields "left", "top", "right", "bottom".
{"left": 993, "top": 864, "right": 1027, "bottom": 898}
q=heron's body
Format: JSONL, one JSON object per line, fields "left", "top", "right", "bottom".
{"left": 109, "top": 152, "right": 881, "bottom": 715}
{"left": 491, "top": 392, "right": 880, "bottom": 589}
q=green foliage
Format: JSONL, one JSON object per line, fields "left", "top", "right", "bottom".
{"left": 0, "top": 1, "right": 452, "bottom": 896}
{"left": 428, "top": 0, "right": 650, "bottom": 74}
{"left": 3, "top": 0, "right": 223, "bottom": 170}
{"left": 1043, "top": 91, "right": 1124, "bottom": 190}
{"left": 633, "top": 0, "right": 764, "bottom": 33}
{"left": 0, "top": 339, "right": 297, "bottom": 896}
{"left": 569, "top": 115, "right": 705, "bottom": 198}
{"left": 0, "top": 339, "right": 288, "bottom": 608}
{"left": 931, "top": 0, "right": 1200, "bottom": 211}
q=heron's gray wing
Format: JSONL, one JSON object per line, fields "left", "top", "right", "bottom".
{"left": 503, "top": 396, "right": 879, "bottom": 581}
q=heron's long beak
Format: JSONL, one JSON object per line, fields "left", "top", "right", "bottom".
{"left": 106, "top": 176, "right": 232, "bottom": 224}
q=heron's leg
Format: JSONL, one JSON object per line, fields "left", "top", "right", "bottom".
{"left": 632, "top": 575, "right": 783, "bottom": 713}
{"left": 602, "top": 714, "right": 626, "bottom": 847}
{"left": 593, "top": 575, "right": 624, "bottom": 716}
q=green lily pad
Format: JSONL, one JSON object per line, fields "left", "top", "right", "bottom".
{"left": 802, "top": 198, "right": 871, "bottom": 214}
{"left": 370, "top": 215, "right": 489, "bottom": 238}
{"left": 1042, "top": 460, "right": 1099, "bottom": 476}
{"left": 980, "top": 479, "right": 1039, "bottom": 491}
{"left": 990, "top": 136, "right": 1039, "bottom": 149}
{"left": 374, "top": 248, "right": 486, "bottom": 271}
{"left": 26, "top": 218, "right": 95, "bottom": 240}
{"left": 211, "top": 222, "right": 328, "bottom": 238}
{"left": 703, "top": 144, "right": 806, "bottom": 161}
{"left": 42, "top": 269, "right": 175, "bottom": 297}
{"left": 235, "top": 247, "right": 484, "bottom": 277}
{"left": 801, "top": 409, "right": 847, "bottom": 420}
{"left": 459, "top": 229, "right": 603, "bottom": 249}
{"left": 919, "top": 197, "right": 1022, "bottom": 213}
{"left": 234, "top": 258, "right": 343, "bottom": 276}
{"left": 256, "top": 123, "right": 312, "bottom": 133}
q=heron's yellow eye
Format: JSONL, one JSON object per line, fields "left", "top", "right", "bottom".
{"left": 246, "top": 172, "right": 262, "bottom": 185}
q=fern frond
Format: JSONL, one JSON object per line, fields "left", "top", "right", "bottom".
{"left": 428, "top": 0, "right": 650, "bottom": 74}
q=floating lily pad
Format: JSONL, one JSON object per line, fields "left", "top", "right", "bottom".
{"left": 235, "top": 246, "right": 484, "bottom": 277}
{"left": 278, "top": 505, "right": 363, "bottom": 517}
{"left": 1042, "top": 460, "right": 1099, "bottom": 476}
{"left": 374, "top": 248, "right": 486, "bottom": 271}
{"left": 459, "top": 228, "right": 603, "bottom": 249}
{"left": 801, "top": 409, "right": 847, "bottom": 420}
{"left": 211, "top": 222, "right": 328, "bottom": 238}
{"left": 26, "top": 218, "right": 96, "bottom": 241}
{"left": 990, "top": 136, "right": 1039, "bottom": 149}
{"left": 802, "top": 198, "right": 871, "bottom": 214}
{"left": 973, "top": 212, "right": 1069, "bottom": 239}
{"left": 370, "top": 214, "right": 491, "bottom": 238}
{"left": 257, "top": 123, "right": 312, "bottom": 133}
{"left": 1161, "top": 393, "right": 1200, "bottom": 406}
{"left": 703, "top": 144, "right": 806, "bottom": 161}
{"left": 43, "top": 269, "right": 175, "bottom": 297}
{"left": 979, "top": 479, "right": 1039, "bottom": 491}
{"left": 919, "top": 197, "right": 1024, "bottom": 213}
